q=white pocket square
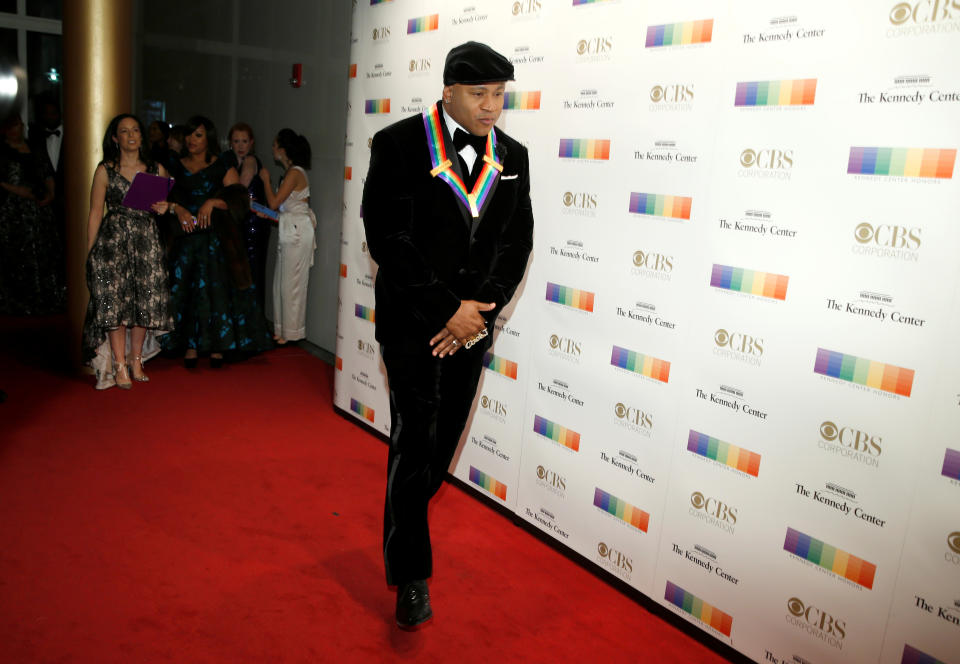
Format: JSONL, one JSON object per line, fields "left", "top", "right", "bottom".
{"left": 501, "top": 174, "right": 519, "bottom": 180}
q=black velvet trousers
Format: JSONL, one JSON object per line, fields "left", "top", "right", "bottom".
{"left": 380, "top": 339, "right": 487, "bottom": 586}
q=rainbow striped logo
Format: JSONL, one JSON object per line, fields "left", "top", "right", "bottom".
{"left": 735, "top": 79, "right": 817, "bottom": 107}
{"left": 687, "top": 430, "right": 761, "bottom": 477}
{"left": 350, "top": 398, "right": 374, "bottom": 422}
{"left": 503, "top": 91, "right": 541, "bottom": 110}
{"left": 814, "top": 348, "right": 914, "bottom": 397}
{"left": 354, "top": 304, "right": 375, "bottom": 322}
{"left": 482, "top": 352, "right": 518, "bottom": 380}
{"left": 559, "top": 138, "right": 610, "bottom": 160}
{"left": 370, "top": 0, "right": 392, "bottom": 4}
{"left": 407, "top": 14, "right": 438, "bottom": 33}
{"left": 339, "top": 263, "right": 347, "bottom": 278}
{"left": 469, "top": 466, "right": 507, "bottom": 501}
{"left": 646, "top": 19, "right": 713, "bottom": 47}
{"left": 610, "top": 345, "right": 670, "bottom": 383}
{"left": 711, "top": 264, "right": 789, "bottom": 301}
{"left": 573, "top": 0, "right": 613, "bottom": 4}
{"left": 545, "top": 282, "right": 595, "bottom": 312}
{"left": 593, "top": 488, "right": 649, "bottom": 532}
{"left": 902, "top": 644, "right": 946, "bottom": 664}
{"left": 364, "top": 99, "right": 390, "bottom": 114}
{"left": 348, "top": 64, "right": 357, "bottom": 78}
{"left": 344, "top": 166, "right": 352, "bottom": 180}
{"left": 533, "top": 415, "right": 580, "bottom": 452}
{"left": 629, "top": 192, "right": 691, "bottom": 220}
{"left": 943, "top": 448, "right": 960, "bottom": 480}
{"left": 784, "top": 527, "right": 877, "bottom": 589}
{"left": 664, "top": 581, "right": 732, "bottom": 636}
{"left": 848, "top": 147, "right": 956, "bottom": 179}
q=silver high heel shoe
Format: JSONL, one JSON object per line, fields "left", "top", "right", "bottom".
{"left": 129, "top": 354, "right": 150, "bottom": 382}
{"left": 113, "top": 362, "right": 133, "bottom": 389}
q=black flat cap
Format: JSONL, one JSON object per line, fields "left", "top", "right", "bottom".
{"left": 443, "top": 41, "right": 515, "bottom": 86}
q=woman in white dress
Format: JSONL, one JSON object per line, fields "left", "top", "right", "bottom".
{"left": 259, "top": 129, "right": 315, "bottom": 344}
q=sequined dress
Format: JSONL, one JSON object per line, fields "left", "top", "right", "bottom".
{"left": 82, "top": 162, "right": 173, "bottom": 387}
{"left": 161, "top": 158, "right": 271, "bottom": 356}
{"left": 0, "top": 144, "right": 64, "bottom": 314}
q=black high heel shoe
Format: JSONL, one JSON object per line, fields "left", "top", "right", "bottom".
{"left": 210, "top": 354, "right": 224, "bottom": 369}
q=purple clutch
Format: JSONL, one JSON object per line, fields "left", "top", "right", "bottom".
{"left": 121, "top": 172, "right": 175, "bottom": 211}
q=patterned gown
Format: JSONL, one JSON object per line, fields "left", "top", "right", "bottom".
{"left": 0, "top": 145, "right": 64, "bottom": 315}
{"left": 161, "top": 158, "right": 272, "bottom": 356}
{"left": 82, "top": 162, "right": 173, "bottom": 388}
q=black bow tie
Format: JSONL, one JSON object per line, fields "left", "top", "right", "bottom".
{"left": 44, "top": 129, "right": 61, "bottom": 138}
{"left": 453, "top": 128, "right": 486, "bottom": 155}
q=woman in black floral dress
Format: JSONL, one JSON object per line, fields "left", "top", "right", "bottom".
{"left": 0, "top": 113, "right": 64, "bottom": 315}
{"left": 160, "top": 115, "right": 271, "bottom": 368}
{"left": 82, "top": 114, "right": 174, "bottom": 389}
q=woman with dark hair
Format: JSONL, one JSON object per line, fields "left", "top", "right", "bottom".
{"left": 82, "top": 113, "right": 173, "bottom": 389}
{"left": 0, "top": 113, "right": 63, "bottom": 315}
{"left": 147, "top": 120, "right": 170, "bottom": 165}
{"left": 160, "top": 115, "right": 271, "bottom": 367}
{"left": 259, "top": 129, "right": 314, "bottom": 343}
{"left": 221, "top": 122, "right": 271, "bottom": 317}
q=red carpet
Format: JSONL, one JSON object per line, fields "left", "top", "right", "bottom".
{"left": 0, "top": 318, "right": 740, "bottom": 663}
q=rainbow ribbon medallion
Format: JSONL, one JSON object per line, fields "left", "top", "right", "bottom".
{"left": 422, "top": 104, "right": 502, "bottom": 218}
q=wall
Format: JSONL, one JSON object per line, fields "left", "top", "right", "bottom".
{"left": 335, "top": 2, "right": 960, "bottom": 663}
{"left": 134, "top": 0, "right": 351, "bottom": 353}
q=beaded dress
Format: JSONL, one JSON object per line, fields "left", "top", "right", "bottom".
{"left": 82, "top": 162, "right": 173, "bottom": 388}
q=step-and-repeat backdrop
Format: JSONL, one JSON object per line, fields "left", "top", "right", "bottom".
{"left": 335, "top": 2, "right": 959, "bottom": 662}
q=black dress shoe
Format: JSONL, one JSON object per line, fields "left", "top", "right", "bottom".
{"left": 183, "top": 356, "right": 198, "bottom": 369}
{"left": 395, "top": 580, "right": 432, "bottom": 629}
{"left": 210, "top": 354, "right": 224, "bottom": 369}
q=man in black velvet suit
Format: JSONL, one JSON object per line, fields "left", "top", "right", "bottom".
{"left": 362, "top": 42, "right": 534, "bottom": 629}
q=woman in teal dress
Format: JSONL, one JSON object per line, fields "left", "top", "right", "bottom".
{"left": 159, "top": 115, "right": 271, "bottom": 367}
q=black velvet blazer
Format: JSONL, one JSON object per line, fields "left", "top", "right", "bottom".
{"left": 362, "top": 103, "right": 534, "bottom": 345}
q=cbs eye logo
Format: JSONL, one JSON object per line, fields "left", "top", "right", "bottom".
{"left": 948, "top": 532, "right": 960, "bottom": 555}
{"left": 480, "top": 396, "right": 490, "bottom": 408}
{"left": 650, "top": 86, "right": 665, "bottom": 102}
{"left": 597, "top": 542, "right": 611, "bottom": 557}
{"left": 690, "top": 491, "right": 706, "bottom": 509}
{"left": 714, "top": 329, "right": 730, "bottom": 346}
{"left": 820, "top": 421, "right": 839, "bottom": 440}
{"left": 562, "top": 192, "right": 574, "bottom": 206}
{"left": 549, "top": 334, "right": 560, "bottom": 349}
{"left": 854, "top": 222, "right": 876, "bottom": 244}
{"left": 740, "top": 149, "right": 757, "bottom": 168}
{"left": 536, "top": 465, "right": 547, "bottom": 479}
{"left": 614, "top": 402, "right": 627, "bottom": 418}
{"left": 787, "top": 597, "right": 806, "bottom": 616}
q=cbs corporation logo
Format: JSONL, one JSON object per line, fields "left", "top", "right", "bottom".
{"left": 577, "top": 36, "right": 613, "bottom": 56}
{"left": 650, "top": 84, "right": 694, "bottom": 103}
{"left": 854, "top": 222, "right": 921, "bottom": 249}
{"left": 889, "top": 1, "right": 960, "bottom": 24}
{"left": 513, "top": 0, "right": 541, "bottom": 15}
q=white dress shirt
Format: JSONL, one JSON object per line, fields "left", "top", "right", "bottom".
{"left": 442, "top": 111, "right": 477, "bottom": 174}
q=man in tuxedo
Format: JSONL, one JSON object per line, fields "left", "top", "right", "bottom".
{"left": 362, "top": 41, "right": 534, "bottom": 629}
